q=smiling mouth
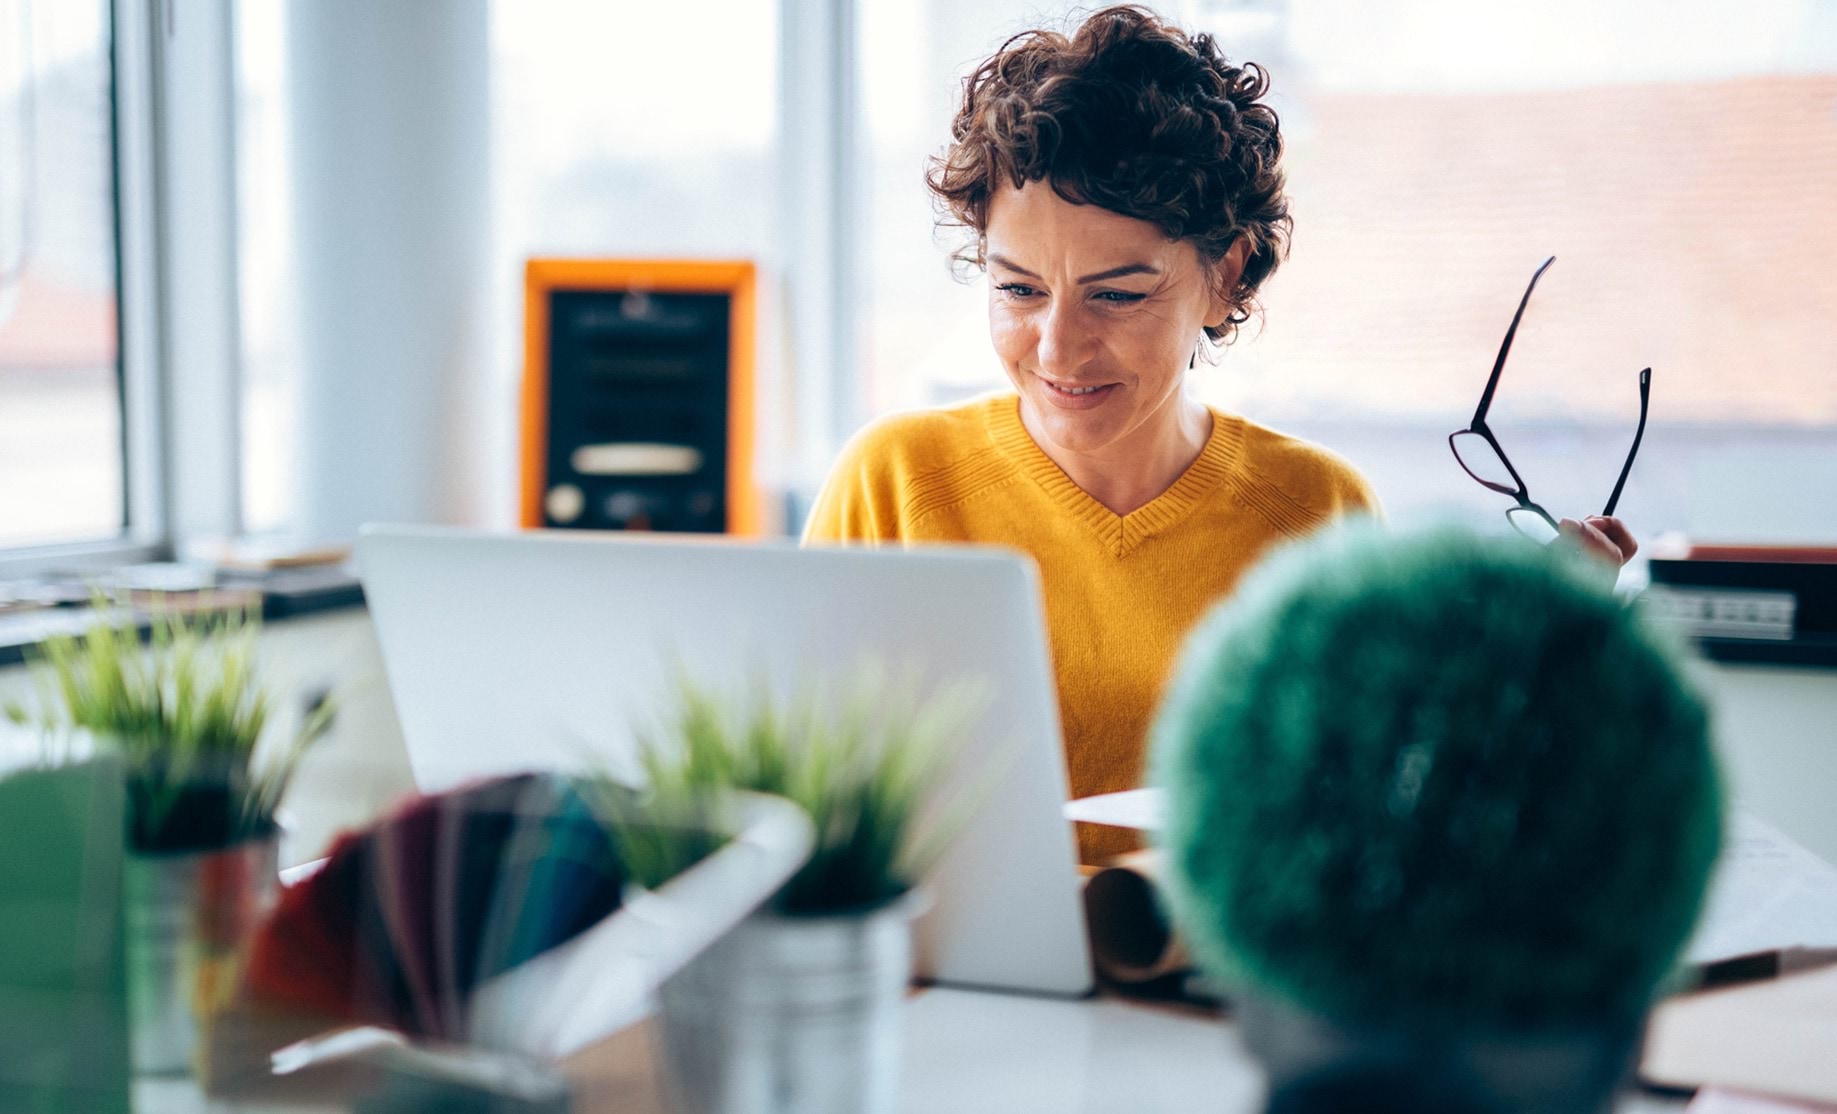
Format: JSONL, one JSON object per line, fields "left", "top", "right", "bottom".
{"left": 1041, "top": 377, "right": 1117, "bottom": 398}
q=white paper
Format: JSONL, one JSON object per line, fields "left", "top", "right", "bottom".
{"left": 1644, "top": 963, "right": 1837, "bottom": 1101}
{"left": 1686, "top": 811, "right": 1837, "bottom": 966}
{"left": 1063, "top": 788, "right": 1164, "bottom": 831}
{"left": 1687, "top": 1089, "right": 1835, "bottom": 1114}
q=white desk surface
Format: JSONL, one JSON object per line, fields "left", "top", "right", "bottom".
{"left": 902, "top": 988, "right": 1256, "bottom": 1112}
{"left": 902, "top": 989, "right": 1687, "bottom": 1114}
{"left": 132, "top": 986, "right": 1692, "bottom": 1112}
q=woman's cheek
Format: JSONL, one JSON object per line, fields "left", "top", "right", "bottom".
{"left": 1104, "top": 316, "right": 1168, "bottom": 380}
{"left": 987, "top": 306, "right": 1032, "bottom": 367}
{"left": 1155, "top": 308, "right": 1199, "bottom": 367}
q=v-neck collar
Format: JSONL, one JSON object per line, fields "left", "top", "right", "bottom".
{"left": 984, "top": 394, "right": 1244, "bottom": 557}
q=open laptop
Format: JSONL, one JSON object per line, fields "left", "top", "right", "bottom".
{"left": 356, "top": 525, "right": 1094, "bottom": 997}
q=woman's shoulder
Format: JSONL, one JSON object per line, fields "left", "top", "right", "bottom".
{"left": 803, "top": 394, "right": 1015, "bottom": 544}
{"left": 1219, "top": 410, "right": 1382, "bottom": 522}
{"left": 832, "top": 392, "right": 1011, "bottom": 476}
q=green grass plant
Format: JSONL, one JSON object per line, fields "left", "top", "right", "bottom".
{"left": 602, "top": 666, "right": 985, "bottom": 915}
{"left": 4, "top": 598, "right": 334, "bottom": 852}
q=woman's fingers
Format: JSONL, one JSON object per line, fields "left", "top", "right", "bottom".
{"left": 1559, "top": 517, "right": 1630, "bottom": 568}
{"left": 1584, "top": 515, "right": 1639, "bottom": 561}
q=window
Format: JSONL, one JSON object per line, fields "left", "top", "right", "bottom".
{"left": 233, "top": 0, "right": 781, "bottom": 533}
{"left": 491, "top": 1, "right": 777, "bottom": 264}
{"left": 224, "top": 2, "right": 1837, "bottom": 545}
{"left": 857, "top": 0, "right": 1038, "bottom": 418}
{"left": 0, "top": 0, "right": 124, "bottom": 548}
{"left": 491, "top": 0, "right": 781, "bottom": 512}
{"left": 1205, "top": 0, "right": 1837, "bottom": 546}
{"left": 858, "top": 0, "right": 1837, "bottom": 544}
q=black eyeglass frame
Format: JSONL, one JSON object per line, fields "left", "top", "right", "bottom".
{"left": 1448, "top": 255, "right": 1652, "bottom": 538}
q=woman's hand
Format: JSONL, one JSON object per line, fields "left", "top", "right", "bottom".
{"left": 1559, "top": 515, "right": 1638, "bottom": 568}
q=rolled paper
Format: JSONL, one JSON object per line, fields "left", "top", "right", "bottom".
{"left": 1083, "top": 850, "right": 1190, "bottom": 984}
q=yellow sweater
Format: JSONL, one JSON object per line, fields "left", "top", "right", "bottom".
{"left": 802, "top": 392, "right": 1378, "bottom": 862}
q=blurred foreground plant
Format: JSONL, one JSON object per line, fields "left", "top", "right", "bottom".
{"left": 4, "top": 599, "right": 334, "bottom": 852}
{"left": 598, "top": 666, "right": 988, "bottom": 914}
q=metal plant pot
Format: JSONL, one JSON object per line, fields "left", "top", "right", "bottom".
{"left": 653, "top": 894, "right": 922, "bottom": 1114}
{"left": 1238, "top": 994, "right": 1646, "bottom": 1114}
{"left": 122, "top": 832, "right": 280, "bottom": 1076}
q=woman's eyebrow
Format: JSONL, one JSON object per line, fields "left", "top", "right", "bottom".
{"left": 987, "top": 253, "right": 1041, "bottom": 278}
{"left": 1077, "top": 262, "right": 1161, "bottom": 283}
{"left": 987, "top": 254, "right": 1162, "bottom": 284}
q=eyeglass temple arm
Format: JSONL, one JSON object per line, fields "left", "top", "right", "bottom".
{"left": 1601, "top": 367, "right": 1651, "bottom": 517}
{"left": 1472, "top": 256, "right": 1558, "bottom": 428}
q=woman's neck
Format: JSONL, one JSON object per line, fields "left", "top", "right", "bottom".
{"left": 1021, "top": 390, "right": 1214, "bottom": 516}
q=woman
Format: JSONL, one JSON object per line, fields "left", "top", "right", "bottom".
{"left": 803, "top": 5, "right": 1634, "bottom": 862}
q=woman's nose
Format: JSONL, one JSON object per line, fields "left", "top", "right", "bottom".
{"left": 1035, "top": 302, "right": 1093, "bottom": 376}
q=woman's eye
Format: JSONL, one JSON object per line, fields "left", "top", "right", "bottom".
{"left": 996, "top": 283, "right": 1040, "bottom": 298}
{"left": 1095, "top": 290, "right": 1147, "bottom": 304}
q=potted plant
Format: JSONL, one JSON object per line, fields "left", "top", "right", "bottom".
{"left": 1152, "top": 526, "right": 1724, "bottom": 1114}
{"left": 603, "top": 667, "right": 982, "bottom": 1114}
{"left": 5, "top": 599, "right": 334, "bottom": 1076}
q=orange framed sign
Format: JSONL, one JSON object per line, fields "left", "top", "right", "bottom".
{"left": 522, "top": 259, "right": 760, "bottom": 536}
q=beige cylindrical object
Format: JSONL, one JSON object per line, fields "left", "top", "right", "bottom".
{"left": 1082, "top": 849, "right": 1190, "bottom": 983}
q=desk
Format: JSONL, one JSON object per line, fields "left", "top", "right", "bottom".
{"left": 899, "top": 989, "right": 1688, "bottom": 1114}
{"left": 900, "top": 988, "right": 1254, "bottom": 1112}
{"left": 131, "top": 988, "right": 1694, "bottom": 1113}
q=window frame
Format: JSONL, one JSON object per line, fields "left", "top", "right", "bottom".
{"left": 778, "top": 0, "right": 868, "bottom": 488}
{"left": 0, "top": 0, "right": 245, "bottom": 577}
{"left": 1, "top": 0, "right": 161, "bottom": 574}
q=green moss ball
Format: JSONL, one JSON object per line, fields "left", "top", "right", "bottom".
{"left": 1152, "top": 524, "right": 1723, "bottom": 1030}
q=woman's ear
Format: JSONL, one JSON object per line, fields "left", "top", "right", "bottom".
{"left": 1206, "top": 238, "right": 1251, "bottom": 328}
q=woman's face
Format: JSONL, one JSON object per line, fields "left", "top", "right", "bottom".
{"left": 984, "top": 181, "right": 1234, "bottom": 457}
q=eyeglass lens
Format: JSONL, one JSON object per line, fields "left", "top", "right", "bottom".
{"left": 1449, "top": 431, "right": 1519, "bottom": 495}
{"left": 1506, "top": 506, "right": 1561, "bottom": 544}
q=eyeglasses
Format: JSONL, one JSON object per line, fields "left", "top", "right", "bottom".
{"left": 1449, "top": 255, "right": 1651, "bottom": 543}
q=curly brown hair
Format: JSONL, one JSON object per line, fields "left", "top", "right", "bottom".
{"left": 927, "top": 5, "right": 1290, "bottom": 346}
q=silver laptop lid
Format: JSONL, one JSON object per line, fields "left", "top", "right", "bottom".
{"left": 357, "top": 525, "right": 1093, "bottom": 997}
